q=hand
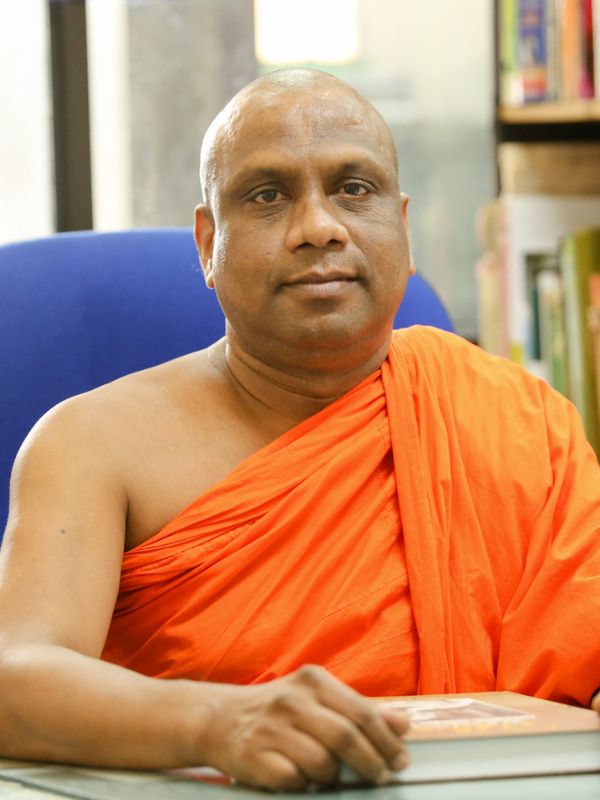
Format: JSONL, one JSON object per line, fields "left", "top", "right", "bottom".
{"left": 200, "top": 665, "right": 410, "bottom": 791}
{"left": 592, "top": 691, "right": 600, "bottom": 713}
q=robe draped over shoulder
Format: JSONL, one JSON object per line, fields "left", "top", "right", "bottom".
{"left": 102, "top": 327, "right": 600, "bottom": 705}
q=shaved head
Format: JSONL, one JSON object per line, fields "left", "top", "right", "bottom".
{"left": 199, "top": 68, "right": 399, "bottom": 211}
{"left": 193, "top": 65, "right": 413, "bottom": 378}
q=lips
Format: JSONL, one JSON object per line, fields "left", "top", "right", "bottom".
{"left": 280, "top": 269, "right": 359, "bottom": 299}
{"left": 284, "top": 268, "right": 357, "bottom": 286}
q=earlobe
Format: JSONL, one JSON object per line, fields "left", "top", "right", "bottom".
{"left": 194, "top": 205, "right": 216, "bottom": 288}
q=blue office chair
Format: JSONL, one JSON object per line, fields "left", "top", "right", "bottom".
{"left": 0, "top": 228, "right": 453, "bottom": 534}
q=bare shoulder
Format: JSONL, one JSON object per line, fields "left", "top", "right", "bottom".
{"left": 11, "top": 344, "right": 221, "bottom": 520}
{"left": 95, "top": 345, "right": 222, "bottom": 426}
{"left": 17, "top": 343, "right": 220, "bottom": 463}
{"left": 0, "top": 346, "right": 222, "bottom": 654}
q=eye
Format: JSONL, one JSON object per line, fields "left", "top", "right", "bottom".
{"left": 340, "top": 181, "right": 369, "bottom": 197}
{"left": 252, "top": 188, "right": 282, "bottom": 204}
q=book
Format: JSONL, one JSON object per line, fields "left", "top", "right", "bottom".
{"left": 559, "top": 0, "right": 583, "bottom": 100}
{"left": 341, "top": 691, "right": 600, "bottom": 784}
{"left": 518, "top": 0, "right": 550, "bottom": 102}
{"left": 499, "top": 0, "right": 598, "bottom": 104}
{"left": 497, "top": 142, "right": 600, "bottom": 366}
{"left": 580, "top": 0, "right": 595, "bottom": 98}
{"left": 499, "top": 0, "right": 524, "bottom": 106}
{"left": 524, "top": 252, "right": 557, "bottom": 379}
{"left": 594, "top": 0, "right": 600, "bottom": 99}
{"left": 500, "top": 192, "right": 600, "bottom": 365}
{"left": 545, "top": 0, "right": 561, "bottom": 101}
{"left": 559, "top": 227, "right": 600, "bottom": 455}
{"left": 537, "top": 268, "right": 570, "bottom": 395}
{"left": 587, "top": 273, "right": 600, "bottom": 440}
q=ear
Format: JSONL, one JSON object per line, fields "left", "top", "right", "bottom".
{"left": 194, "top": 205, "right": 216, "bottom": 288}
{"left": 400, "top": 193, "right": 416, "bottom": 276}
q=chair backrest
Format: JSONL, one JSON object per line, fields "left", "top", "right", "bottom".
{"left": 0, "top": 228, "right": 453, "bottom": 533}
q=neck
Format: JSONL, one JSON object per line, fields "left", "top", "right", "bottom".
{"left": 215, "top": 329, "right": 392, "bottom": 429}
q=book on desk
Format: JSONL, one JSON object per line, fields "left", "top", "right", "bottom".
{"left": 339, "top": 691, "right": 600, "bottom": 785}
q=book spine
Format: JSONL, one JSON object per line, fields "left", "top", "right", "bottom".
{"left": 559, "top": 0, "right": 583, "bottom": 100}
{"left": 518, "top": 0, "right": 549, "bottom": 101}
{"left": 580, "top": 0, "right": 595, "bottom": 97}
{"left": 546, "top": 0, "right": 561, "bottom": 100}
{"left": 500, "top": 0, "right": 524, "bottom": 105}
{"left": 537, "top": 270, "right": 570, "bottom": 396}
{"left": 559, "top": 228, "right": 600, "bottom": 455}
{"left": 589, "top": 274, "right": 600, "bottom": 441}
{"left": 594, "top": 0, "right": 600, "bottom": 97}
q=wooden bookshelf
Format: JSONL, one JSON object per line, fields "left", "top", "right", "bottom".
{"left": 499, "top": 100, "right": 600, "bottom": 125}
{"left": 489, "top": 1, "right": 600, "bottom": 454}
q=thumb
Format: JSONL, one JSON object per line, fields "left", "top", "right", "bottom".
{"left": 591, "top": 691, "right": 600, "bottom": 713}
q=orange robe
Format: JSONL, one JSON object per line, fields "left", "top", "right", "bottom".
{"left": 102, "top": 327, "right": 600, "bottom": 706}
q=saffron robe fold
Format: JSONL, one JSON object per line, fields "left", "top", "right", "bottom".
{"left": 102, "top": 327, "right": 600, "bottom": 706}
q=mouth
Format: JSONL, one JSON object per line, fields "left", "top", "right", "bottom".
{"left": 287, "top": 268, "right": 357, "bottom": 285}
{"left": 282, "top": 271, "right": 358, "bottom": 298}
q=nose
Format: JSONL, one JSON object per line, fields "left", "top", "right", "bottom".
{"left": 285, "top": 194, "right": 350, "bottom": 251}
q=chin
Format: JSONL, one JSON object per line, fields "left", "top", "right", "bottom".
{"left": 275, "top": 321, "right": 392, "bottom": 368}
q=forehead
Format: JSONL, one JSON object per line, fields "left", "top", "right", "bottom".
{"left": 215, "top": 88, "right": 396, "bottom": 186}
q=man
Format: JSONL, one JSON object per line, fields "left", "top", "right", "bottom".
{"left": 0, "top": 69, "right": 599, "bottom": 791}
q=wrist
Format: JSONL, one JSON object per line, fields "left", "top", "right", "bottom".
{"left": 174, "top": 678, "right": 223, "bottom": 768}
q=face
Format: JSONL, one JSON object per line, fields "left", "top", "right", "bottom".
{"left": 195, "top": 85, "right": 414, "bottom": 369}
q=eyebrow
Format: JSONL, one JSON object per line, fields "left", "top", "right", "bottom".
{"left": 227, "top": 153, "right": 391, "bottom": 197}
{"left": 331, "top": 159, "right": 386, "bottom": 179}
{"left": 229, "top": 167, "right": 289, "bottom": 194}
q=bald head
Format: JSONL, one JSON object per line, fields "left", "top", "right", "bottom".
{"left": 199, "top": 69, "right": 399, "bottom": 211}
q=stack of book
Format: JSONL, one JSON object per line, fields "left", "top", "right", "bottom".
{"left": 499, "top": 0, "right": 599, "bottom": 106}
{"left": 475, "top": 142, "right": 600, "bottom": 456}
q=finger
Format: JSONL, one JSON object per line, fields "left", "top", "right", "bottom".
{"left": 379, "top": 704, "right": 411, "bottom": 735}
{"left": 234, "top": 750, "right": 308, "bottom": 792}
{"left": 592, "top": 691, "right": 600, "bottom": 713}
{"left": 274, "top": 727, "right": 340, "bottom": 786}
{"left": 303, "top": 707, "right": 401, "bottom": 784}
{"left": 292, "top": 665, "right": 408, "bottom": 769}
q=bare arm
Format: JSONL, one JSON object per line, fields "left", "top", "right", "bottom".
{"left": 0, "top": 398, "right": 408, "bottom": 789}
{"left": 0, "top": 398, "right": 209, "bottom": 768}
